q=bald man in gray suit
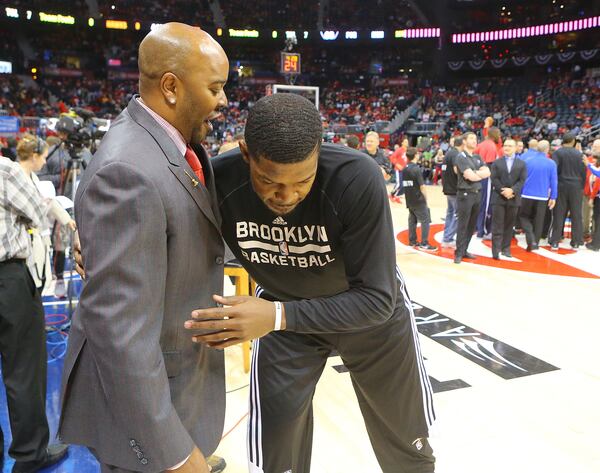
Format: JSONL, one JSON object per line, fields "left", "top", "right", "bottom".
{"left": 59, "top": 24, "right": 229, "bottom": 473}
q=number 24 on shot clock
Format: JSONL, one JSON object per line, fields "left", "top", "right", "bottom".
{"left": 281, "top": 52, "right": 301, "bottom": 74}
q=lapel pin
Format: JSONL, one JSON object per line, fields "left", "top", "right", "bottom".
{"left": 184, "top": 170, "right": 199, "bottom": 187}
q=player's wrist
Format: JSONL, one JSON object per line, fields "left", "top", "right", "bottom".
{"left": 273, "top": 301, "right": 286, "bottom": 331}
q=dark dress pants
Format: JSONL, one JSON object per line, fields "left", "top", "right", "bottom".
{"left": 456, "top": 191, "right": 481, "bottom": 257}
{"left": 408, "top": 205, "right": 432, "bottom": 245}
{"left": 519, "top": 198, "right": 547, "bottom": 247}
{"left": 492, "top": 203, "right": 518, "bottom": 255}
{"left": 0, "top": 260, "right": 49, "bottom": 463}
{"left": 550, "top": 183, "right": 584, "bottom": 246}
{"left": 590, "top": 197, "right": 600, "bottom": 249}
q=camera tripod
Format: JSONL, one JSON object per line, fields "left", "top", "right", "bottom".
{"left": 61, "top": 155, "right": 86, "bottom": 319}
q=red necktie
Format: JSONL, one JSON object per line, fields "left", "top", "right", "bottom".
{"left": 184, "top": 145, "right": 206, "bottom": 186}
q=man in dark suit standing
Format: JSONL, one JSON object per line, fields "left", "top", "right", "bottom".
{"left": 490, "top": 139, "right": 527, "bottom": 259}
{"left": 59, "top": 24, "right": 228, "bottom": 473}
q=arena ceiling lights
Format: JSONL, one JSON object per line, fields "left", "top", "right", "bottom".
{"left": 39, "top": 12, "right": 75, "bottom": 25}
{"left": 320, "top": 30, "right": 339, "bottom": 40}
{"left": 228, "top": 29, "right": 259, "bottom": 38}
{"left": 105, "top": 19, "right": 128, "bottom": 30}
{"left": 395, "top": 28, "right": 441, "bottom": 39}
{"left": 452, "top": 16, "right": 600, "bottom": 43}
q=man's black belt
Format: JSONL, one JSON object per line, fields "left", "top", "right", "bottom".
{"left": 0, "top": 258, "right": 26, "bottom": 266}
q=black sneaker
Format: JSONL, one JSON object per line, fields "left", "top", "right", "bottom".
{"left": 463, "top": 252, "right": 476, "bottom": 259}
{"left": 12, "top": 443, "right": 68, "bottom": 473}
{"left": 501, "top": 251, "right": 512, "bottom": 258}
{"left": 419, "top": 243, "right": 437, "bottom": 252}
{"left": 550, "top": 243, "right": 559, "bottom": 251}
{"left": 586, "top": 243, "right": 600, "bottom": 252}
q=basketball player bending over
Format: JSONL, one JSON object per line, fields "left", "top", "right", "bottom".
{"left": 190, "top": 94, "right": 435, "bottom": 473}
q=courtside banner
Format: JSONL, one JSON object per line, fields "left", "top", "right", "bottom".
{"left": 0, "top": 116, "right": 19, "bottom": 134}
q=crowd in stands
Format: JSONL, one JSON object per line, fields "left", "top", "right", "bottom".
{"left": 451, "top": 0, "right": 599, "bottom": 32}
{"left": 299, "top": 45, "right": 424, "bottom": 85}
{"left": 320, "top": 84, "right": 414, "bottom": 126}
{"left": 0, "top": 75, "right": 137, "bottom": 117}
{"left": 0, "top": 30, "right": 24, "bottom": 65}
{"left": 98, "top": 0, "right": 215, "bottom": 28}
{"left": 221, "top": 0, "right": 317, "bottom": 29}
{"left": 10, "top": 0, "right": 89, "bottom": 18}
{"left": 3, "top": 69, "right": 600, "bottom": 159}
{"left": 411, "top": 73, "right": 600, "bottom": 145}
{"left": 324, "top": 0, "right": 421, "bottom": 29}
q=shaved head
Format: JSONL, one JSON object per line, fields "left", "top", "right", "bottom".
{"left": 136, "top": 22, "right": 229, "bottom": 145}
{"left": 139, "top": 23, "right": 224, "bottom": 93}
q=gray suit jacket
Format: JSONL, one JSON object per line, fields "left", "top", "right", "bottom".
{"left": 59, "top": 97, "right": 226, "bottom": 472}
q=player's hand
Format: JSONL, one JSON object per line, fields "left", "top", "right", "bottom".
{"left": 548, "top": 199, "right": 556, "bottom": 210}
{"left": 73, "top": 233, "right": 85, "bottom": 280}
{"left": 186, "top": 295, "right": 283, "bottom": 349}
{"left": 170, "top": 446, "right": 210, "bottom": 473}
{"left": 67, "top": 219, "right": 77, "bottom": 232}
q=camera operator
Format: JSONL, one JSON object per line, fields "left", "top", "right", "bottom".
{"left": 37, "top": 114, "right": 92, "bottom": 297}
{"left": 0, "top": 134, "right": 69, "bottom": 472}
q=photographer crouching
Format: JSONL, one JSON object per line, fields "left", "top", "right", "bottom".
{"left": 0, "top": 134, "right": 70, "bottom": 472}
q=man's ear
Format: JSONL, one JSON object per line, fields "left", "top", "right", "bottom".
{"left": 239, "top": 140, "right": 251, "bottom": 164}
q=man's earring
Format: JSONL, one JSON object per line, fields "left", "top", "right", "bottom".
{"left": 169, "top": 98, "right": 176, "bottom": 104}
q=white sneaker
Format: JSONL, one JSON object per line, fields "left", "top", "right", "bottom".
{"left": 54, "top": 279, "right": 67, "bottom": 299}
{"left": 441, "top": 241, "right": 456, "bottom": 248}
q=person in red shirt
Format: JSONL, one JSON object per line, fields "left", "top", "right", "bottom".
{"left": 475, "top": 126, "right": 502, "bottom": 238}
{"left": 389, "top": 138, "right": 408, "bottom": 202}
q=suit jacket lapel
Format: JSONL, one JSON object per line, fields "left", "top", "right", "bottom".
{"left": 167, "top": 165, "right": 220, "bottom": 230}
{"left": 127, "top": 97, "right": 221, "bottom": 231}
{"left": 192, "top": 144, "right": 222, "bottom": 228}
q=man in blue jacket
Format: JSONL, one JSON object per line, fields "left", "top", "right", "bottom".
{"left": 519, "top": 140, "right": 558, "bottom": 251}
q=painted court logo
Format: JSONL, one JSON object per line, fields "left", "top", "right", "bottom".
{"left": 397, "top": 223, "right": 600, "bottom": 279}
{"left": 412, "top": 302, "right": 558, "bottom": 380}
{"left": 333, "top": 302, "right": 558, "bottom": 392}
